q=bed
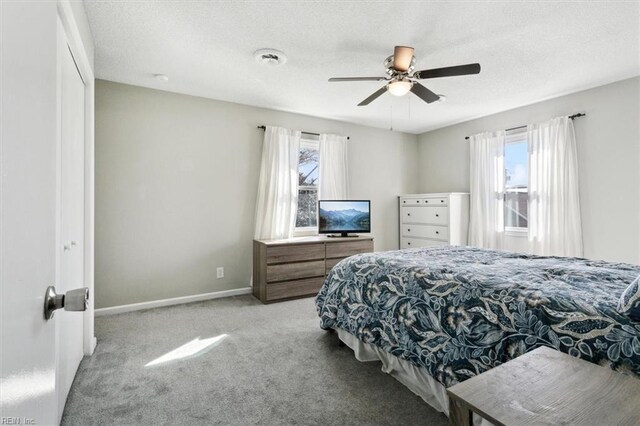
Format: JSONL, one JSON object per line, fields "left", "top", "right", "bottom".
{"left": 315, "top": 246, "right": 640, "bottom": 417}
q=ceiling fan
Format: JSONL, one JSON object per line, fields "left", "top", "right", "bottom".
{"left": 328, "top": 46, "right": 481, "bottom": 106}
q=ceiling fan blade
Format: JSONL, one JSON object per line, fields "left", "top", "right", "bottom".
{"left": 358, "top": 86, "right": 387, "bottom": 106}
{"left": 393, "top": 46, "right": 414, "bottom": 72}
{"left": 410, "top": 83, "right": 440, "bottom": 104}
{"left": 328, "top": 77, "right": 387, "bottom": 82}
{"left": 413, "top": 63, "right": 481, "bottom": 79}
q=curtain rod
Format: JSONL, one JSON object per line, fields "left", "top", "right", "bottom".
{"left": 257, "top": 125, "right": 350, "bottom": 140}
{"left": 464, "top": 113, "right": 586, "bottom": 140}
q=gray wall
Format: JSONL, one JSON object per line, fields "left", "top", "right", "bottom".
{"left": 95, "top": 80, "right": 418, "bottom": 308}
{"left": 417, "top": 77, "right": 640, "bottom": 264}
{"left": 96, "top": 77, "right": 639, "bottom": 309}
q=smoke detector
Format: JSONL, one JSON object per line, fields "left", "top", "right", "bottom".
{"left": 254, "top": 49, "right": 287, "bottom": 66}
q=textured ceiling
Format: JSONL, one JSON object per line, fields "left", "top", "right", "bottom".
{"left": 84, "top": 1, "right": 640, "bottom": 134}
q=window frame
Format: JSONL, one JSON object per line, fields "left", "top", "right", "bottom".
{"left": 503, "top": 130, "right": 529, "bottom": 235}
{"left": 294, "top": 138, "right": 320, "bottom": 236}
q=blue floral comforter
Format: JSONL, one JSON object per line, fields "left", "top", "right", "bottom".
{"left": 315, "top": 246, "right": 640, "bottom": 386}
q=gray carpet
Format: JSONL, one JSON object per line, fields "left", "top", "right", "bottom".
{"left": 62, "top": 295, "right": 448, "bottom": 425}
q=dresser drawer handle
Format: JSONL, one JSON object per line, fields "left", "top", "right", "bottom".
{"left": 407, "top": 228, "right": 411, "bottom": 232}
{"left": 403, "top": 200, "right": 406, "bottom": 204}
{"left": 435, "top": 214, "right": 439, "bottom": 217}
{"left": 441, "top": 200, "right": 444, "bottom": 203}
{"left": 436, "top": 231, "right": 439, "bottom": 234}
{"left": 425, "top": 200, "right": 429, "bottom": 203}
{"left": 407, "top": 242, "right": 411, "bottom": 245}
{"left": 407, "top": 213, "right": 410, "bottom": 216}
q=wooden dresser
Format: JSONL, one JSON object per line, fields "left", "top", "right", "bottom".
{"left": 399, "top": 193, "right": 469, "bottom": 249}
{"left": 253, "top": 236, "right": 374, "bottom": 303}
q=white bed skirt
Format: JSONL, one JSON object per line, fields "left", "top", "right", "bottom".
{"left": 336, "top": 328, "right": 491, "bottom": 426}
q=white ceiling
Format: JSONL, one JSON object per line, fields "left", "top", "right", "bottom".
{"left": 84, "top": 1, "right": 640, "bottom": 134}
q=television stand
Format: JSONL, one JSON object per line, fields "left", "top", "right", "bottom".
{"left": 327, "top": 233, "right": 359, "bottom": 238}
{"left": 253, "top": 236, "right": 374, "bottom": 303}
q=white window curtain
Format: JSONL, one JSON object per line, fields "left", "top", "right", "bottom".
{"left": 469, "top": 131, "right": 506, "bottom": 249}
{"left": 254, "top": 126, "right": 301, "bottom": 240}
{"left": 527, "top": 117, "right": 583, "bottom": 257}
{"left": 318, "top": 133, "right": 349, "bottom": 200}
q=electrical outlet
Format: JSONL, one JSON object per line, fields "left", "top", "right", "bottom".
{"left": 216, "top": 267, "right": 224, "bottom": 279}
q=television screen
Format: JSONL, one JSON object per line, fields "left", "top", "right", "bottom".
{"left": 318, "top": 200, "right": 371, "bottom": 235}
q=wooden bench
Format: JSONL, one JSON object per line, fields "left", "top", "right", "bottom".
{"left": 447, "top": 346, "right": 640, "bottom": 426}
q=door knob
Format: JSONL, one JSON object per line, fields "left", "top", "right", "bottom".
{"left": 44, "top": 286, "right": 89, "bottom": 320}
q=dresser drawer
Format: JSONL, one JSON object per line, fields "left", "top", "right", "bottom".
{"left": 266, "top": 243, "right": 324, "bottom": 264}
{"left": 325, "top": 257, "right": 344, "bottom": 275}
{"left": 401, "top": 206, "right": 448, "bottom": 225}
{"left": 423, "top": 197, "right": 447, "bottom": 206}
{"left": 401, "top": 198, "right": 422, "bottom": 206}
{"left": 266, "top": 277, "right": 325, "bottom": 301}
{"left": 266, "top": 260, "right": 325, "bottom": 283}
{"left": 401, "top": 197, "right": 448, "bottom": 206}
{"left": 402, "top": 237, "right": 447, "bottom": 249}
{"left": 326, "top": 239, "right": 373, "bottom": 259}
{"left": 402, "top": 224, "right": 448, "bottom": 241}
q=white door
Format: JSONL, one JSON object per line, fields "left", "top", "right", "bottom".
{"left": 57, "top": 43, "right": 86, "bottom": 416}
{"left": 1, "top": 3, "right": 60, "bottom": 424}
{"left": 0, "top": 4, "right": 89, "bottom": 424}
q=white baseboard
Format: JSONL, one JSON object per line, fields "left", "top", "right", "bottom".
{"left": 86, "top": 336, "right": 97, "bottom": 355}
{"left": 94, "top": 287, "right": 253, "bottom": 317}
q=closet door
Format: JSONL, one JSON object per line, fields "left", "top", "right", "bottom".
{"left": 57, "top": 41, "right": 86, "bottom": 416}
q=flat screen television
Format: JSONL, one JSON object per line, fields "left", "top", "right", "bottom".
{"left": 318, "top": 200, "right": 371, "bottom": 237}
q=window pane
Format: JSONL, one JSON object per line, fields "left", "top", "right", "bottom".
{"left": 504, "top": 139, "right": 528, "bottom": 229}
{"left": 505, "top": 191, "right": 528, "bottom": 228}
{"left": 298, "top": 147, "right": 318, "bottom": 187}
{"left": 505, "top": 141, "right": 528, "bottom": 189}
{"left": 296, "top": 189, "right": 317, "bottom": 228}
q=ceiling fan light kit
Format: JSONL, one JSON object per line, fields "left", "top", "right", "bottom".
{"left": 329, "top": 45, "right": 480, "bottom": 106}
{"left": 388, "top": 79, "right": 413, "bottom": 96}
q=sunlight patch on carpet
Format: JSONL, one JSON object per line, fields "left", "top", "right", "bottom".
{"left": 145, "top": 334, "right": 227, "bottom": 367}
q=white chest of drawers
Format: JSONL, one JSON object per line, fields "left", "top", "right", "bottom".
{"left": 399, "top": 193, "right": 469, "bottom": 249}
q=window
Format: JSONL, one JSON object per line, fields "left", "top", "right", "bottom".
{"left": 295, "top": 139, "right": 319, "bottom": 232}
{"left": 504, "top": 132, "right": 528, "bottom": 230}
